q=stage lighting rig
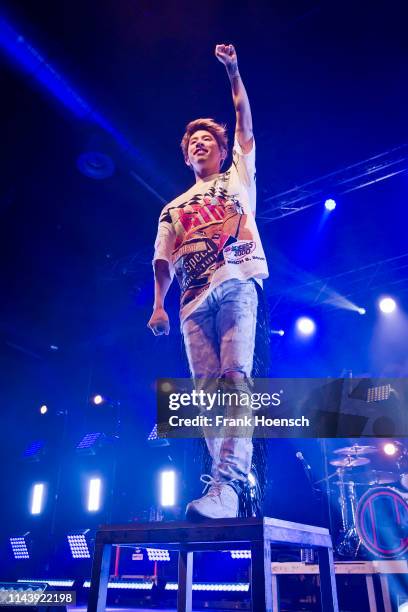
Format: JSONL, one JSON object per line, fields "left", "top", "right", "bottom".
{"left": 67, "top": 530, "right": 93, "bottom": 559}
{"left": 9, "top": 533, "right": 31, "bottom": 560}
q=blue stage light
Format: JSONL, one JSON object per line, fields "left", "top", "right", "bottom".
{"left": 18, "top": 579, "right": 75, "bottom": 588}
{"left": 271, "top": 329, "right": 285, "bottom": 336}
{"left": 379, "top": 296, "right": 396, "bottom": 314}
{"left": 30, "top": 483, "right": 45, "bottom": 515}
{"left": 23, "top": 440, "right": 45, "bottom": 460}
{"left": 146, "top": 548, "right": 170, "bottom": 562}
{"left": 67, "top": 531, "right": 91, "bottom": 559}
{"left": 296, "top": 317, "right": 316, "bottom": 336}
{"left": 83, "top": 580, "right": 153, "bottom": 590}
{"left": 147, "top": 424, "right": 158, "bottom": 441}
{"left": 147, "top": 424, "right": 170, "bottom": 447}
{"left": 357, "top": 307, "right": 366, "bottom": 315}
{"left": 91, "top": 394, "right": 104, "bottom": 405}
{"left": 87, "top": 478, "right": 102, "bottom": 512}
{"left": 39, "top": 405, "right": 48, "bottom": 415}
{"left": 324, "top": 198, "right": 336, "bottom": 211}
{"left": 160, "top": 470, "right": 176, "bottom": 507}
{"left": 76, "top": 432, "right": 102, "bottom": 451}
{"left": 230, "top": 550, "right": 251, "bottom": 559}
{"left": 165, "top": 582, "right": 250, "bottom": 592}
{"left": 10, "top": 535, "right": 30, "bottom": 559}
{"left": 383, "top": 442, "right": 398, "bottom": 457}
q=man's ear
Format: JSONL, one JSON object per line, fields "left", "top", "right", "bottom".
{"left": 220, "top": 148, "right": 227, "bottom": 166}
{"left": 185, "top": 157, "right": 192, "bottom": 168}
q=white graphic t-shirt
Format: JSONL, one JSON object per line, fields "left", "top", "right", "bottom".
{"left": 153, "top": 138, "right": 269, "bottom": 323}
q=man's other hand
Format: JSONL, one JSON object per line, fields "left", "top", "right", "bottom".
{"left": 147, "top": 307, "right": 170, "bottom": 336}
{"left": 215, "top": 44, "right": 238, "bottom": 68}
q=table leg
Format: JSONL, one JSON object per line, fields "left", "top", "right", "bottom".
{"left": 365, "top": 575, "right": 378, "bottom": 612}
{"left": 177, "top": 549, "right": 193, "bottom": 612}
{"left": 87, "top": 541, "right": 112, "bottom": 612}
{"left": 251, "top": 540, "right": 273, "bottom": 612}
{"left": 318, "top": 547, "right": 339, "bottom": 612}
{"left": 379, "top": 575, "right": 392, "bottom": 612}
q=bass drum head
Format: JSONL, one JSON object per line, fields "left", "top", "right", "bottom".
{"left": 356, "top": 486, "right": 408, "bottom": 559}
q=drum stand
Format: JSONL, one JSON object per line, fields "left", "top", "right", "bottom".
{"left": 335, "top": 470, "right": 361, "bottom": 558}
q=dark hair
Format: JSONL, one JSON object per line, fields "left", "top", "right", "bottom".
{"left": 180, "top": 118, "right": 228, "bottom": 162}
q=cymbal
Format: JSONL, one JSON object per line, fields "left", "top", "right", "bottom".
{"left": 332, "top": 480, "right": 368, "bottom": 486}
{"left": 332, "top": 470, "right": 397, "bottom": 486}
{"left": 330, "top": 456, "right": 371, "bottom": 468}
{"left": 334, "top": 445, "right": 377, "bottom": 456}
{"left": 363, "top": 470, "right": 398, "bottom": 485}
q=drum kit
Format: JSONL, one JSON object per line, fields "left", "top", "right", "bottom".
{"left": 323, "top": 444, "right": 408, "bottom": 558}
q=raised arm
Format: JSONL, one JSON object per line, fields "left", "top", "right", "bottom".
{"left": 215, "top": 44, "right": 253, "bottom": 154}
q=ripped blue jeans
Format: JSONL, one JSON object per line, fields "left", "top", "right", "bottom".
{"left": 182, "top": 278, "right": 258, "bottom": 482}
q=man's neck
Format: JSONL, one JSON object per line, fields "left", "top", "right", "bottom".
{"left": 194, "top": 165, "right": 221, "bottom": 183}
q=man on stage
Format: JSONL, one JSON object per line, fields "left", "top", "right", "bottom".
{"left": 148, "top": 44, "right": 268, "bottom": 519}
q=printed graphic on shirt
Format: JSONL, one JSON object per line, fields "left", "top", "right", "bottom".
{"left": 159, "top": 180, "right": 255, "bottom": 309}
{"left": 223, "top": 240, "right": 256, "bottom": 263}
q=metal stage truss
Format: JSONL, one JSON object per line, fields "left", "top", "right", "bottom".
{"left": 258, "top": 143, "right": 408, "bottom": 222}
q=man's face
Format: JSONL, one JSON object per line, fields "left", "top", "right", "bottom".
{"left": 186, "top": 130, "right": 226, "bottom": 174}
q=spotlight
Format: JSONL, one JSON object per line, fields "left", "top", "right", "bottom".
{"left": 67, "top": 530, "right": 92, "bottom": 559}
{"left": 271, "top": 329, "right": 285, "bottom": 336}
{"left": 147, "top": 424, "right": 170, "bottom": 447}
{"left": 23, "top": 440, "right": 45, "bottom": 461}
{"left": 383, "top": 442, "right": 399, "bottom": 457}
{"left": 83, "top": 579, "right": 153, "bottom": 590}
{"left": 160, "top": 381, "right": 173, "bottom": 393}
{"left": 91, "top": 394, "right": 104, "bottom": 405}
{"left": 30, "top": 483, "right": 45, "bottom": 515}
{"left": 165, "top": 582, "right": 250, "bottom": 592}
{"left": 296, "top": 317, "right": 316, "bottom": 336}
{"left": 160, "top": 470, "right": 176, "bottom": 507}
{"left": 146, "top": 548, "right": 170, "bottom": 561}
{"left": 76, "top": 432, "right": 104, "bottom": 455}
{"left": 379, "top": 296, "right": 396, "bottom": 314}
{"left": 10, "top": 534, "right": 30, "bottom": 560}
{"left": 87, "top": 477, "right": 102, "bottom": 512}
{"left": 39, "top": 405, "right": 48, "bottom": 415}
{"left": 324, "top": 198, "right": 336, "bottom": 211}
{"left": 230, "top": 550, "right": 251, "bottom": 559}
{"left": 357, "top": 307, "right": 366, "bottom": 315}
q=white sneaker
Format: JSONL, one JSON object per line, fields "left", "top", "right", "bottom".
{"left": 185, "top": 475, "right": 239, "bottom": 520}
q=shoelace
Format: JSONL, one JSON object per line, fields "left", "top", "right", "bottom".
{"left": 199, "top": 474, "right": 223, "bottom": 496}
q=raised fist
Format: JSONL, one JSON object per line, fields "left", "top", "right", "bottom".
{"left": 215, "top": 44, "right": 238, "bottom": 68}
